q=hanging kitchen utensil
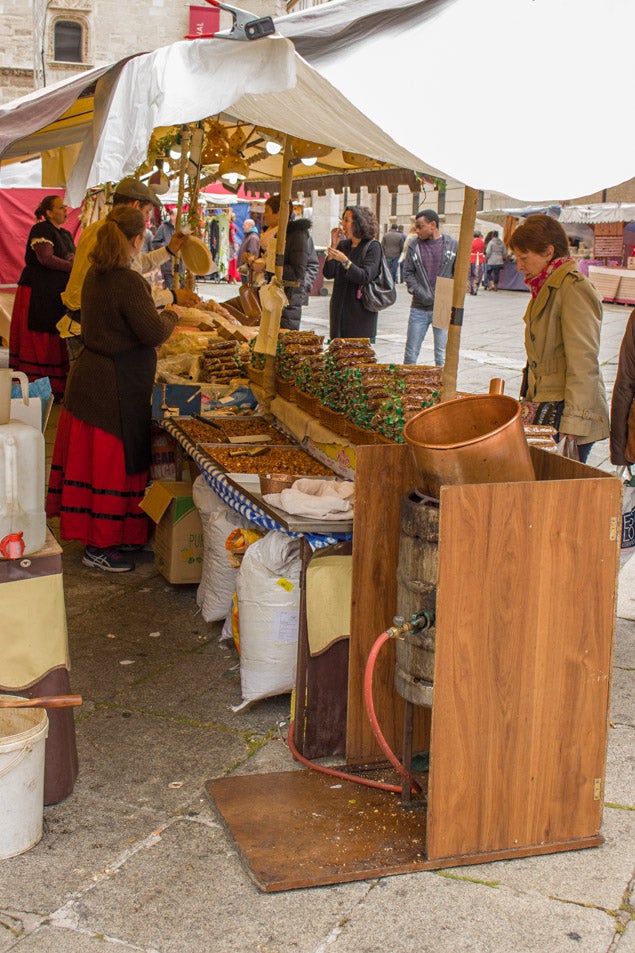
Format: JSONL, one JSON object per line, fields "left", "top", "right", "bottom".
{"left": 0, "top": 695, "right": 83, "bottom": 709}
{"left": 227, "top": 446, "right": 268, "bottom": 458}
{"left": 239, "top": 265, "right": 262, "bottom": 323}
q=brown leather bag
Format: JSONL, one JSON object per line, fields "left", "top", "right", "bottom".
{"left": 238, "top": 266, "right": 262, "bottom": 322}
{"left": 626, "top": 399, "right": 635, "bottom": 462}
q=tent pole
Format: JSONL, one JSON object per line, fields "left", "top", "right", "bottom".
{"left": 441, "top": 185, "right": 478, "bottom": 401}
{"left": 261, "top": 135, "right": 294, "bottom": 401}
{"left": 175, "top": 126, "right": 192, "bottom": 289}
{"left": 274, "top": 135, "right": 294, "bottom": 282}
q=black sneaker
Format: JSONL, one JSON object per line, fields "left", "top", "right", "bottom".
{"left": 82, "top": 546, "right": 135, "bottom": 573}
{"left": 118, "top": 543, "right": 145, "bottom": 552}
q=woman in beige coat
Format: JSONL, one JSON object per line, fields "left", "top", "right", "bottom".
{"left": 509, "top": 214, "right": 609, "bottom": 463}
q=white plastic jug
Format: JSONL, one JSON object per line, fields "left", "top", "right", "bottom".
{"left": 0, "top": 370, "right": 46, "bottom": 558}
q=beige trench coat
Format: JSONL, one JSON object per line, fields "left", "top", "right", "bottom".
{"left": 523, "top": 260, "right": 609, "bottom": 443}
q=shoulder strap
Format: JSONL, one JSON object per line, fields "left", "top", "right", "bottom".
{"left": 361, "top": 239, "right": 382, "bottom": 261}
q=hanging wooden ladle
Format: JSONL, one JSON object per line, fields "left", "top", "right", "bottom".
{"left": 0, "top": 695, "right": 83, "bottom": 709}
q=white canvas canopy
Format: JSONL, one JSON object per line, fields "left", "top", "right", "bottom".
{"left": 0, "top": 34, "right": 444, "bottom": 205}
{"left": 277, "top": 0, "right": 635, "bottom": 202}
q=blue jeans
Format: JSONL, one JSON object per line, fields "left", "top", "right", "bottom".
{"left": 404, "top": 307, "right": 447, "bottom": 366}
{"left": 386, "top": 257, "right": 400, "bottom": 282}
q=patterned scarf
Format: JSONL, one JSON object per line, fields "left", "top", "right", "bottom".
{"left": 526, "top": 256, "right": 573, "bottom": 299}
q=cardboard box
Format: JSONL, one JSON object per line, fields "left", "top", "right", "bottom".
{"left": 139, "top": 482, "right": 203, "bottom": 584}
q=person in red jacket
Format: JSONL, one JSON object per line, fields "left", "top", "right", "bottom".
{"left": 469, "top": 230, "right": 485, "bottom": 295}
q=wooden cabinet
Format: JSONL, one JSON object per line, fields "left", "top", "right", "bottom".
{"left": 345, "top": 443, "right": 620, "bottom": 866}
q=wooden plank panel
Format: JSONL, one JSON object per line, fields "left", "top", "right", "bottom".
{"left": 207, "top": 771, "right": 602, "bottom": 891}
{"left": 529, "top": 445, "right": 615, "bottom": 482}
{"left": 347, "top": 444, "right": 429, "bottom": 761}
{"left": 208, "top": 770, "right": 429, "bottom": 892}
{"left": 427, "top": 476, "right": 620, "bottom": 860}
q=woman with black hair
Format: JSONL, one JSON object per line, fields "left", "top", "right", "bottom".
{"left": 9, "top": 195, "right": 75, "bottom": 397}
{"left": 246, "top": 194, "right": 311, "bottom": 329}
{"left": 323, "top": 205, "right": 382, "bottom": 341}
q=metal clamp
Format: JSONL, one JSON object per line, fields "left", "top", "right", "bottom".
{"left": 185, "top": 0, "right": 275, "bottom": 41}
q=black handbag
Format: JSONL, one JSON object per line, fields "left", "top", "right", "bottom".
{"left": 360, "top": 240, "right": 397, "bottom": 312}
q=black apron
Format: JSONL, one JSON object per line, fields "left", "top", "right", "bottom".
{"left": 113, "top": 346, "right": 156, "bottom": 475}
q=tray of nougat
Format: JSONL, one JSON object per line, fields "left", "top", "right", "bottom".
{"left": 199, "top": 443, "right": 336, "bottom": 476}
{"left": 173, "top": 415, "right": 295, "bottom": 446}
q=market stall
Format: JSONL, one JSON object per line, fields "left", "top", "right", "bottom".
{"left": 0, "top": 1, "right": 627, "bottom": 884}
{"left": 559, "top": 205, "right": 635, "bottom": 304}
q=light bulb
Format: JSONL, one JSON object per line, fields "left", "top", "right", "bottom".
{"left": 300, "top": 157, "right": 317, "bottom": 167}
{"left": 265, "top": 140, "right": 282, "bottom": 155}
{"left": 224, "top": 172, "right": 239, "bottom": 185}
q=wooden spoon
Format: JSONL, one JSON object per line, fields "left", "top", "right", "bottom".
{"left": 228, "top": 446, "right": 268, "bottom": 458}
{"left": 0, "top": 695, "right": 83, "bottom": 709}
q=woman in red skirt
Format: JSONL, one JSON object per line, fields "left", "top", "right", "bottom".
{"left": 47, "top": 206, "right": 178, "bottom": 572}
{"left": 9, "top": 195, "right": 75, "bottom": 398}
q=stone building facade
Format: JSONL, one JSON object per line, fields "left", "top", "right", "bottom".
{"left": 0, "top": 0, "right": 285, "bottom": 104}
{"left": 0, "top": 0, "right": 520, "bottom": 238}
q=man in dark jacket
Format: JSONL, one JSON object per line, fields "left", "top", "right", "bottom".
{"left": 403, "top": 209, "right": 458, "bottom": 366}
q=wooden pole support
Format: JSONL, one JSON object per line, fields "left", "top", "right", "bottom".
{"left": 441, "top": 186, "right": 479, "bottom": 401}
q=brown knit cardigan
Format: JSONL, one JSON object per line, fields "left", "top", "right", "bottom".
{"left": 65, "top": 266, "right": 177, "bottom": 439}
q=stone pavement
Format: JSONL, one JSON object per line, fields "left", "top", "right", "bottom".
{"left": 0, "top": 282, "right": 633, "bottom": 953}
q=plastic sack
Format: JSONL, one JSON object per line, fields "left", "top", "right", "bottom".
{"left": 232, "top": 531, "right": 301, "bottom": 711}
{"left": 192, "top": 476, "right": 255, "bottom": 622}
{"left": 10, "top": 377, "right": 52, "bottom": 402}
{"left": 557, "top": 436, "right": 580, "bottom": 461}
{"left": 156, "top": 353, "right": 202, "bottom": 383}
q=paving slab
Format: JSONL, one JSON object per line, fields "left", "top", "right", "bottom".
{"left": 456, "top": 805, "right": 635, "bottom": 912}
{"left": 47, "top": 818, "right": 369, "bottom": 953}
{"left": 6, "top": 927, "right": 150, "bottom": 952}
{"left": 325, "top": 870, "right": 619, "bottom": 953}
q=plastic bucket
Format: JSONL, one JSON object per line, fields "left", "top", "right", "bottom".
{"left": 404, "top": 394, "right": 535, "bottom": 494}
{"left": 0, "top": 700, "right": 49, "bottom": 858}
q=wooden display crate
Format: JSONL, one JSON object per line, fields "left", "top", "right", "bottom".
{"left": 302, "top": 443, "right": 621, "bottom": 868}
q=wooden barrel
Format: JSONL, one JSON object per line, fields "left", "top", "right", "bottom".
{"left": 395, "top": 492, "right": 439, "bottom": 706}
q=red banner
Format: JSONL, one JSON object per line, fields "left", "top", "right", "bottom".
{"left": 0, "top": 189, "right": 82, "bottom": 287}
{"left": 188, "top": 5, "right": 220, "bottom": 37}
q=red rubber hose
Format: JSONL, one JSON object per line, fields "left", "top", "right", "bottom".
{"left": 287, "top": 720, "right": 403, "bottom": 793}
{"left": 363, "top": 630, "right": 422, "bottom": 796}
{"left": 287, "top": 629, "right": 422, "bottom": 796}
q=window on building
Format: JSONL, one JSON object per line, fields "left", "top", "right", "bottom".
{"left": 54, "top": 21, "right": 83, "bottom": 63}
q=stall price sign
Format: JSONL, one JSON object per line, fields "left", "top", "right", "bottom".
{"left": 594, "top": 222, "right": 623, "bottom": 259}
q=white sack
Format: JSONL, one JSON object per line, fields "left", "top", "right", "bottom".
{"left": 192, "top": 475, "right": 251, "bottom": 623}
{"left": 233, "top": 531, "right": 301, "bottom": 711}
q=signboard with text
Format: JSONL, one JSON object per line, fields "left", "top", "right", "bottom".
{"left": 188, "top": 5, "right": 220, "bottom": 37}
